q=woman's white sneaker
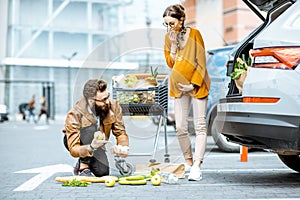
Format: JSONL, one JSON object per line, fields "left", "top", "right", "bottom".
{"left": 188, "top": 165, "right": 202, "bottom": 181}
{"left": 184, "top": 163, "right": 192, "bottom": 173}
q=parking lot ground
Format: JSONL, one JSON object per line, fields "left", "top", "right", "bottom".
{"left": 0, "top": 119, "right": 300, "bottom": 200}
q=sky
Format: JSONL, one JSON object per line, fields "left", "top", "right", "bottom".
{"left": 121, "top": 0, "right": 184, "bottom": 30}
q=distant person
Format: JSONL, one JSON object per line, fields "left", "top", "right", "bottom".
{"left": 27, "top": 95, "right": 37, "bottom": 123}
{"left": 62, "top": 79, "right": 129, "bottom": 177}
{"left": 19, "top": 103, "right": 28, "bottom": 120}
{"left": 37, "top": 96, "right": 49, "bottom": 124}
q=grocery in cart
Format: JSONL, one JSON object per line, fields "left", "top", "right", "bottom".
{"left": 112, "top": 72, "right": 170, "bottom": 163}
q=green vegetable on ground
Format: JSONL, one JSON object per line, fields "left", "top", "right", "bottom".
{"left": 61, "top": 179, "right": 89, "bottom": 187}
{"left": 150, "top": 167, "right": 160, "bottom": 176}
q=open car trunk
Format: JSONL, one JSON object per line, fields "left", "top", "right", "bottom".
{"left": 226, "top": 0, "right": 295, "bottom": 96}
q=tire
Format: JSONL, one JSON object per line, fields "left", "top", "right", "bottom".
{"left": 117, "top": 162, "right": 134, "bottom": 176}
{"left": 278, "top": 154, "right": 300, "bottom": 173}
{"left": 209, "top": 115, "right": 240, "bottom": 152}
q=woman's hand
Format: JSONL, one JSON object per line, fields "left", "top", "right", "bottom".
{"left": 178, "top": 83, "right": 194, "bottom": 92}
{"left": 168, "top": 30, "right": 178, "bottom": 43}
{"left": 169, "top": 30, "right": 178, "bottom": 58}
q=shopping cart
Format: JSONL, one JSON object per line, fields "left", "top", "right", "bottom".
{"left": 112, "top": 74, "right": 170, "bottom": 163}
{"left": 114, "top": 155, "right": 134, "bottom": 176}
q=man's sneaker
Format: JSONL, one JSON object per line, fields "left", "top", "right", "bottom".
{"left": 184, "top": 163, "right": 192, "bottom": 173}
{"left": 73, "top": 161, "right": 80, "bottom": 175}
{"left": 78, "top": 169, "right": 95, "bottom": 177}
{"left": 188, "top": 165, "right": 202, "bottom": 181}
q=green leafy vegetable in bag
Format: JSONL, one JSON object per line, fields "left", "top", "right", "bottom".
{"left": 230, "top": 54, "right": 251, "bottom": 80}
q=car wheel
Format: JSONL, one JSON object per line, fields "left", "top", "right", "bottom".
{"left": 210, "top": 115, "right": 240, "bottom": 152}
{"left": 278, "top": 154, "right": 300, "bottom": 173}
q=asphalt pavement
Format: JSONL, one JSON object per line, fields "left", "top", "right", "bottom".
{"left": 0, "top": 116, "right": 300, "bottom": 200}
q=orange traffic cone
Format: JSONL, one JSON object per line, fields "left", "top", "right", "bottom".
{"left": 240, "top": 146, "right": 248, "bottom": 162}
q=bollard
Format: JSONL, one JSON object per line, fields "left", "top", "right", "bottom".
{"left": 240, "top": 145, "right": 248, "bottom": 162}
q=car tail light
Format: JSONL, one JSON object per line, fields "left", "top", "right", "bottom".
{"left": 243, "top": 97, "right": 280, "bottom": 103}
{"left": 226, "top": 60, "right": 234, "bottom": 76}
{"left": 251, "top": 47, "right": 300, "bottom": 70}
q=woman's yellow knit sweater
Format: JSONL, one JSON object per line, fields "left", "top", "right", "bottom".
{"left": 164, "top": 28, "right": 211, "bottom": 99}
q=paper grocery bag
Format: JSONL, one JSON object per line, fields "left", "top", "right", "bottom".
{"left": 135, "top": 163, "right": 185, "bottom": 179}
{"left": 235, "top": 70, "right": 248, "bottom": 94}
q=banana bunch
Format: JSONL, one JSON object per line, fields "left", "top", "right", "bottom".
{"left": 118, "top": 167, "right": 161, "bottom": 185}
{"left": 118, "top": 175, "right": 147, "bottom": 185}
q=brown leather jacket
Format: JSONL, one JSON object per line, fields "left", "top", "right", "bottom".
{"left": 63, "top": 97, "right": 129, "bottom": 158}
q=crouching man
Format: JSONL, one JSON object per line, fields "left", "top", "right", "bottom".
{"left": 63, "top": 79, "right": 129, "bottom": 177}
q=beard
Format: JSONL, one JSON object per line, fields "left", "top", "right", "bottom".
{"left": 94, "top": 102, "right": 110, "bottom": 119}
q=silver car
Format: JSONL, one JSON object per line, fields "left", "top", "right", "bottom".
{"left": 154, "top": 45, "right": 240, "bottom": 152}
{"left": 216, "top": 0, "right": 300, "bottom": 172}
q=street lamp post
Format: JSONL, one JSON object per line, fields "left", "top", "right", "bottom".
{"left": 62, "top": 52, "right": 77, "bottom": 110}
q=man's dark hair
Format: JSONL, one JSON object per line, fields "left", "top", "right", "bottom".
{"left": 83, "top": 79, "right": 107, "bottom": 99}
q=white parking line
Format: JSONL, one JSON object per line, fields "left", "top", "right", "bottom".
{"left": 202, "top": 168, "right": 292, "bottom": 173}
{"left": 205, "top": 153, "right": 277, "bottom": 158}
{"left": 224, "top": 199, "right": 299, "bottom": 200}
{"left": 14, "top": 164, "right": 73, "bottom": 191}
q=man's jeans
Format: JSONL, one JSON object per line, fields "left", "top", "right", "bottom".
{"left": 63, "top": 124, "right": 109, "bottom": 177}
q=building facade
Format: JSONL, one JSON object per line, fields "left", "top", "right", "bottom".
{"left": 223, "top": 0, "right": 262, "bottom": 45}
{"left": 0, "top": 0, "right": 262, "bottom": 119}
{"left": 0, "top": 0, "right": 174, "bottom": 119}
{"left": 192, "top": 0, "right": 262, "bottom": 48}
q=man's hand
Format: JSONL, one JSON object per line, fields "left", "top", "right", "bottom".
{"left": 91, "top": 131, "right": 110, "bottom": 149}
{"left": 178, "top": 83, "right": 194, "bottom": 92}
{"left": 110, "top": 145, "right": 129, "bottom": 158}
